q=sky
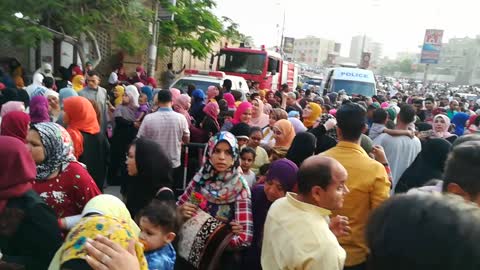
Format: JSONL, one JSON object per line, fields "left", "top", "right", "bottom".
{"left": 214, "top": 0, "right": 480, "bottom": 58}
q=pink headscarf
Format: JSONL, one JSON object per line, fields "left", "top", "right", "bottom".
{"left": 250, "top": 98, "right": 269, "bottom": 128}
{"left": 207, "top": 86, "right": 219, "bottom": 101}
{"left": 170, "top": 88, "right": 181, "bottom": 104}
{"left": 232, "top": 101, "right": 252, "bottom": 125}
{"left": 381, "top": 102, "right": 390, "bottom": 109}
{"left": 1, "top": 101, "right": 25, "bottom": 117}
{"left": 134, "top": 82, "right": 144, "bottom": 92}
{"left": 173, "top": 94, "right": 192, "bottom": 124}
{"left": 223, "top": 93, "right": 236, "bottom": 110}
{"left": 433, "top": 114, "right": 453, "bottom": 138}
{"left": 203, "top": 102, "right": 220, "bottom": 130}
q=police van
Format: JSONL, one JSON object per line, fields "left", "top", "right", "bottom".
{"left": 323, "top": 67, "right": 377, "bottom": 97}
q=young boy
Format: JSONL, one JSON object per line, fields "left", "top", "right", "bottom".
{"left": 138, "top": 201, "right": 180, "bottom": 270}
{"left": 369, "top": 108, "right": 414, "bottom": 140}
{"left": 240, "top": 147, "right": 257, "bottom": 188}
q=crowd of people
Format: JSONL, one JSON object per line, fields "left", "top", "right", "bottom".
{"left": 1, "top": 60, "right": 480, "bottom": 270}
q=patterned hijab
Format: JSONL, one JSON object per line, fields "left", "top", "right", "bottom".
{"left": 193, "top": 132, "right": 250, "bottom": 204}
{"left": 32, "top": 122, "right": 77, "bottom": 180}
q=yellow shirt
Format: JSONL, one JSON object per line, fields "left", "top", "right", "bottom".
{"left": 322, "top": 141, "right": 390, "bottom": 266}
{"left": 252, "top": 146, "right": 269, "bottom": 175}
{"left": 261, "top": 193, "right": 346, "bottom": 270}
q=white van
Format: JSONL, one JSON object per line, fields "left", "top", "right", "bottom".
{"left": 323, "top": 67, "right": 377, "bottom": 97}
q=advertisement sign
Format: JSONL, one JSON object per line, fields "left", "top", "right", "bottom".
{"left": 360, "top": 52, "right": 371, "bottom": 69}
{"left": 283, "top": 37, "right": 295, "bottom": 54}
{"left": 420, "top": 29, "right": 443, "bottom": 64}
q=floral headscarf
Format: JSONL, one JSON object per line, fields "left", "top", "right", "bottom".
{"left": 32, "top": 122, "right": 77, "bottom": 180}
{"left": 193, "top": 132, "right": 250, "bottom": 204}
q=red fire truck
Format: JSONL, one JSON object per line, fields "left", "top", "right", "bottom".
{"left": 211, "top": 45, "right": 298, "bottom": 91}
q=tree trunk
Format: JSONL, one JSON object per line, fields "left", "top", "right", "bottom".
{"left": 75, "top": 42, "right": 87, "bottom": 69}
{"left": 86, "top": 30, "right": 102, "bottom": 69}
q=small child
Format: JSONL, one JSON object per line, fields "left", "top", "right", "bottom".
{"left": 369, "top": 108, "right": 413, "bottom": 140}
{"left": 240, "top": 147, "right": 257, "bottom": 188}
{"left": 138, "top": 200, "right": 180, "bottom": 270}
{"left": 136, "top": 93, "right": 149, "bottom": 122}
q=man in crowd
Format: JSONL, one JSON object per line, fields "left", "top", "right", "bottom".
{"left": 79, "top": 70, "right": 108, "bottom": 133}
{"left": 322, "top": 103, "right": 391, "bottom": 270}
{"left": 446, "top": 100, "right": 459, "bottom": 119}
{"left": 162, "top": 63, "right": 186, "bottom": 90}
{"left": 374, "top": 104, "right": 421, "bottom": 192}
{"left": 261, "top": 155, "right": 349, "bottom": 270}
{"left": 280, "top": 83, "right": 289, "bottom": 93}
{"left": 424, "top": 97, "right": 436, "bottom": 124}
{"left": 137, "top": 90, "right": 190, "bottom": 187}
{"left": 286, "top": 92, "right": 303, "bottom": 118}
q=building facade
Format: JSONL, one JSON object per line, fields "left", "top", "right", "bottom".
{"left": 292, "top": 36, "right": 336, "bottom": 66}
{"left": 349, "top": 35, "right": 383, "bottom": 66}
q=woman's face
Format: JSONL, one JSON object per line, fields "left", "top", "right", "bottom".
{"left": 251, "top": 100, "right": 260, "bottom": 116}
{"left": 241, "top": 108, "right": 252, "bottom": 124}
{"left": 26, "top": 129, "right": 45, "bottom": 164}
{"left": 210, "top": 141, "right": 234, "bottom": 173}
{"left": 264, "top": 179, "right": 285, "bottom": 202}
{"left": 269, "top": 113, "right": 277, "bottom": 127}
{"left": 126, "top": 145, "right": 138, "bottom": 176}
{"left": 48, "top": 96, "right": 60, "bottom": 111}
{"left": 114, "top": 88, "right": 120, "bottom": 98}
{"left": 273, "top": 125, "right": 285, "bottom": 142}
{"left": 303, "top": 104, "right": 312, "bottom": 118}
{"left": 122, "top": 93, "right": 130, "bottom": 105}
{"left": 434, "top": 117, "right": 446, "bottom": 132}
{"left": 249, "top": 131, "right": 263, "bottom": 148}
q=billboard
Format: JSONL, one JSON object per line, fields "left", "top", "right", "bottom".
{"left": 283, "top": 37, "right": 295, "bottom": 54}
{"left": 360, "top": 52, "right": 371, "bottom": 69}
{"left": 420, "top": 29, "right": 443, "bottom": 64}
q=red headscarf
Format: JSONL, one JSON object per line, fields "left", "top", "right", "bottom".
{"left": 232, "top": 101, "right": 252, "bottom": 125}
{"left": 0, "top": 111, "right": 30, "bottom": 142}
{"left": 71, "top": 65, "right": 83, "bottom": 81}
{"left": 147, "top": 77, "right": 157, "bottom": 88}
{"left": 0, "top": 136, "right": 36, "bottom": 213}
{"left": 63, "top": 96, "right": 100, "bottom": 158}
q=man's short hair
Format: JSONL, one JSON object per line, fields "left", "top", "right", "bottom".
{"left": 223, "top": 79, "right": 232, "bottom": 90}
{"left": 425, "top": 97, "right": 435, "bottom": 103}
{"left": 42, "top": 77, "right": 54, "bottom": 88}
{"left": 373, "top": 108, "right": 388, "bottom": 124}
{"left": 398, "top": 104, "right": 416, "bottom": 124}
{"left": 336, "top": 103, "right": 366, "bottom": 141}
{"left": 157, "top": 90, "right": 172, "bottom": 103}
{"left": 281, "top": 83, "right": 289, "bottom": 90}
{"left": 286, "top": 92, "right": 296, "bottom": 99}
{"left": 87, "top": 70, "right": 100, "bottom": 78}
{"left": 297, "top": 158, "right": 333, "bottom": 193}
{"left": 443, "top": 141, "right": 480, "bottom": 197}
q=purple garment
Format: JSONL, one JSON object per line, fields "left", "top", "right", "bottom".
{"left": 29, "top": 96, "right": 50, "bottom": 124}
{"left": 266, "top": 158, "right": 299, "bottom": 191}
{"left": 135, "top": 104, "right": 149, "bottom": 119}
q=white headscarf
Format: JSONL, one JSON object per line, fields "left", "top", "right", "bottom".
{"left": 125, "top": 85, "right": 140, "bottom": 107}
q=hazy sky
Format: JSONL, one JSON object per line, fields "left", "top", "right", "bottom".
{"left": 214, "top": 0, "right": 480, "bottom": 58}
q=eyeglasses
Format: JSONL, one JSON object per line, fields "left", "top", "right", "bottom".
{"left": 274, "top": 130, "right": 282, "bottom": 135}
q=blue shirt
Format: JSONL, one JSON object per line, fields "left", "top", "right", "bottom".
{"left": 145, "top": 243, "right": 176, "bottom": 270}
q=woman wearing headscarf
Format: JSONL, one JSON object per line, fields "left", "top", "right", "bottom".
{"left": 232, "top": 101, "right": 253, "bottom": 126}
{"left": 170, "top": 87, "right": 181, "bottom": 103}
{"left": 173, "top": 94, "right": 192, "bottom": 124}
{"left": 1, "top": 111, "right": 30, "bottom": 142}
{"left": 242, "top": 159, "right": 298, "bottom": 270}
{"left": 395, "top": 138, "right": 451, "bottom": 194}
{"left": 113, "top": 85, "right": 125, "bottom": 106}
{"left": 207, "top": 85, "right": 219, "bottom": 103}
{"left": 0, "top": 100, "right": 25, "bottom": 118}
{"left": 177, "top": 132, "right": 252, "bottom": 268}
{"left": 141, "top": 86, "right": 154, "bottom": 104}
{"left": 286, "top": 132, "right": 317, "bottom": 167}
{"left": 223, "top": 93, "right": 237, "bottom": 111}
{"left": 57, "top": 87, "right": 78, "bottom": 127}
{"left": 69, "top": 65, "right": 83, "bottom": 81}
{"left": 432, "top": 114, "right": 458, "bottom": 143}
{"left": 125, "top": 138, "right": 173, "bottom": 218}
{"left": 109, "top": 86, "right": 139, "bottom": 187}
{"left": 0, "top": 136, "right": 63, "bottom": 270}
{"left": 273, "top": 119, "right": 295, "bottom": 148}
{"left": 64, "top": 96, "right": 110, "bottom": 190}
{"left": 452, "top": 112, "right": 470, "bottom": 136}
{"left": 72, "top": 74, "right": 85, "bottom": 92}
{"left": 302, "top": 102, "right": 322, "bottom": 129}
{"left": 201, "top": 101, "right": 220, "bottom": 138}
{"left": 191, "top": 89, "right": 206, "bottom": 125}
{"left": 27, "top": 122, "right": 101, "bottom": 218}
{"left": 261, "top": 108, "right": 288, "bottom": 147}
{"left": 48, "top": 194, "right": 148, "bottom": 270}
{"left": 30, "top": 95, "right": 51, "bottom": 124}
{"left": 25, "top": 72, "right": 44, "bottom": 97}
{"left": 288, "top": 117, "right": 307, "bottom": 134}
{"left": 250, "top": 98, "right": 269, "bottom": 128}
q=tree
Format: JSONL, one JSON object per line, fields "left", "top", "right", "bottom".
{"left": 0, "top": 0, "right": 151, "bottom": 69}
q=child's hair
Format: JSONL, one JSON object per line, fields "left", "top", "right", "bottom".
{"left": 138, "top": 200, "right": 181, "bottom": 234}
{"left": 373, "top": 108, "right": 388, "bottom": 124}
{"left": 259, "top": 163, "right": 271, "bottom": 176}
{"left": 249, "top": 126, "right": 262, "bottom": 136}
{"left": 225, "top": 110, "right": 234, "bottom": 118}
{"left": 139, "top": 93, "right": 147, "bottom": 100}
{"left": 240, "top": 147, "right": 257, "bottom": 159}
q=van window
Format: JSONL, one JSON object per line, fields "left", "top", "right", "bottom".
{"left": 268, "top": 57, "right": 279, "bottom": 73}
{"left": 331, "top": 80, "right": 376, "bottom": 97}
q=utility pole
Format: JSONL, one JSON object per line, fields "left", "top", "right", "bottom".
{"left": 147, "top": 1, "right": 160, "bottom": 77}
{"left": 279, "top": 10, "right": 285, "bottom": 56}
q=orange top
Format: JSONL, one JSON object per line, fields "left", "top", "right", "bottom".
{"left": 63, "top": 96, "right": 100, "bottom": 158}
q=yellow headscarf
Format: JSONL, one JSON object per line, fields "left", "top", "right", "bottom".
{"left": 48, "top": 195, "right": 142, "bottom": 270}
{"left": 59, "top": 215, "right": 147, "bottom": 269}
{"left": 303, "top": 102, "right": 322, "bottom": 128}
{"left": 72, "top": 75, "right": 85, "bottom": 92}
{"left": 114, "top": 85, "right": 125, "bottom": 106}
